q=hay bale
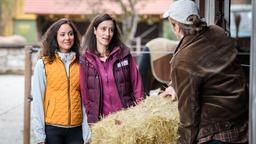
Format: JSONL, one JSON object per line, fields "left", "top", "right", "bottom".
{"left": 91, "top": 96, "right": 179, "bottom": 144}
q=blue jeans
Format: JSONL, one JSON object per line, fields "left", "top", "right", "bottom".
{"left": 45, "top": 125, "right": 83, "bottom": 144}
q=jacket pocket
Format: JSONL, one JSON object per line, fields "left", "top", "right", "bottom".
{"left": 45, "top": 99, "right": 55, "bottom": 119}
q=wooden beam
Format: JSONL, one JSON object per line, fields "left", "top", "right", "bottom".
{"left": 24, "top": 46, "right": 33, "bottom": 144}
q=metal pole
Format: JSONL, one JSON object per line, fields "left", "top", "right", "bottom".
{"left": 250, "top": 0, "right": 256, "bottom": 143}
{"left": 250, "top": 1, "right": 256, "bottom": 143}
{"left": 24, "top": 46, "right": 33, "bottom": 144}
{"left": 224, "top": 0, "right": 230, "bottom": 33}
{"left": 136, "top": 37, "right": 141, "bottom": 53}
{"left": 204, "top": 0, "right": 215, "bottom": 25}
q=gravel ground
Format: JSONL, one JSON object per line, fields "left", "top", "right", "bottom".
{"left": 0, "top": 75, "right": 35, "bottom": 144}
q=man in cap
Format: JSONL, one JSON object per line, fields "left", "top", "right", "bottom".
{"left": 163, "top": 0, "right": 248, "bottom": 143}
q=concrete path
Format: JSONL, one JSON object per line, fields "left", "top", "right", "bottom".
{"left": 0, "top": 75, "right": 35, "bottom": 144}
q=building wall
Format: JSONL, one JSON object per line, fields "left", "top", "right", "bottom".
{"left": 231, "top": 0, "right": 251, "bottom": 4}
{"left": 14, "top": 20, "right": 37, "bottom": 44}
{"left": 14, "top": 0, "right": 37, "bottom": 44}
{"left": 0, "top": 47, "right": 25, "bottom": 74}
{"left": 0, "top": 47, "right": 37, "bottom": 74}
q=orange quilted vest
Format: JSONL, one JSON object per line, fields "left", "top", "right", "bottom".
{"left": 43, "top": 56, "right": 82, "bottom": 126}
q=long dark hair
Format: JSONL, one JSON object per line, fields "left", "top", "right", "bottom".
{"left": 170, "top": 15, "right": 207, "bottom": 36}
{"left": 82, "top": 13, "right": 124, "bottom": 55}
{"left": 40, "top": 18, "right": 81, "bottom": 63}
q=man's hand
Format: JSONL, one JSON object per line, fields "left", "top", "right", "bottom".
{"left": 159, "top": 85, "right": 177, "bottom": 101}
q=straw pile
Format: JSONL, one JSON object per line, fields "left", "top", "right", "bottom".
{"left": 91, "top": 96, "right": 179, "bottom": 144}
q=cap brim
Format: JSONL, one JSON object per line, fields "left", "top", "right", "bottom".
{"left": 162, "top": 10, "right": 169, "bottom": 19}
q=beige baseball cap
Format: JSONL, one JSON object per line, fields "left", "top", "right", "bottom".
{"left": 163, "top": 0, "right": 199, "bottom": 24}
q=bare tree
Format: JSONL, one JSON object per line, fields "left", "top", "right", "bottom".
{"left": 0, "top": 0, "right": 14, "bottom": 35}
{"left": 117, "top": 0, "right": 139, "bottom": 44}
{"left": 0, "top": 0, "right": 5, "bottom": 35}
{"left": 85, "top": 0, "right": 142, "bottom": 45}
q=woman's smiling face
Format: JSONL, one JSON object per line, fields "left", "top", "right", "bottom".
{"left": 57, "top": 23, "right": 74, "bottom": 53}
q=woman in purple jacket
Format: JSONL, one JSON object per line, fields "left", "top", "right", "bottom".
{"left": 80, "top": 13, "right": 144, "bottom": 124}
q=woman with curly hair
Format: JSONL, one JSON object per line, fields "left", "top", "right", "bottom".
{"left": 32, "top": 18, "right": 91, "bottom": 144}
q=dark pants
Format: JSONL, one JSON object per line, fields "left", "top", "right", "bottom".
{"left": 207, "top": 140, "right": 248, "bottom": 144}
{"left": 45, "top": 125, "right": 83, "bottom": 144}
{"left": 207, "top": 140, "right": 227, "bottom": 144}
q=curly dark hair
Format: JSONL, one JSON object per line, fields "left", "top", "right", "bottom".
{"left": 82, "top": 13, "right": 124, "bottom": 56}
{"left": 40, "top": 18, "right": 81, "bottom": 63}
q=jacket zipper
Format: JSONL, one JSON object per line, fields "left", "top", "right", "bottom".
{"left": 67, "top": 67, "right": 71, "bottom": 126}
{"left": 59, "top": 57, "right": 71, "bottom": 126}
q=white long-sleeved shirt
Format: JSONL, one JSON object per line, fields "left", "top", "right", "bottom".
{"left": 32, "top": 52, "right": 91, "bottom": 143}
